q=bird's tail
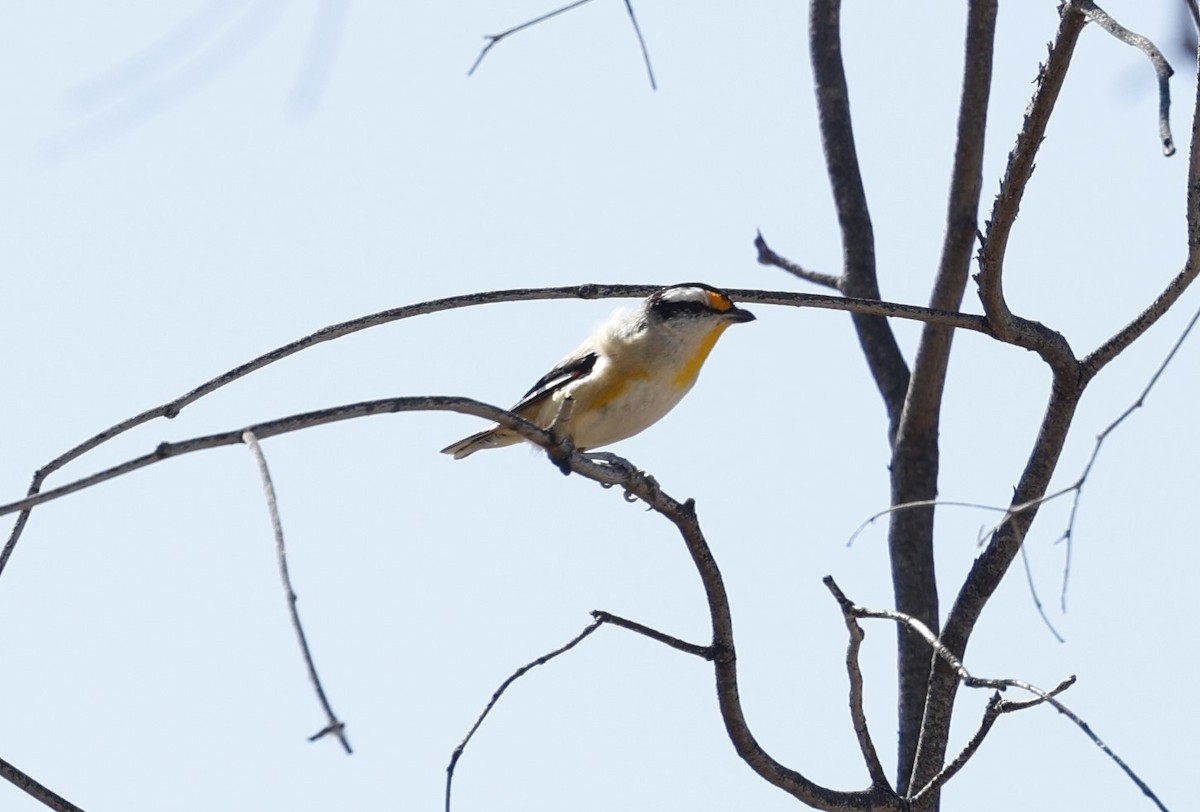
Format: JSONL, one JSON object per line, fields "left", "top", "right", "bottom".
{"left": 440, "top": 426, "right": 520, "bottom": 459}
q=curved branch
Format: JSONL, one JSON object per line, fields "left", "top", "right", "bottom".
{"left": 633, "top": 499, "right": 893, "bottom": 810}
{"left": 1, "top": 282, "right": 1081, "bottom": 586}
{"left": 1073, "top": 0, "right": 1176, "bottom": 156}
{"left": 0, "top": 284, "right": 658, "bottom": 578}
{"left": 976, "top": 5, "right": 1086, "bottom": 341}
{"left": 810, "top": 0, "right": 911, "bottom": 442}
{"left": 0, "top": 397, "right": 560, "bottom": 518}
{"left": 1, "top": 283, "right": 1081, "bottom": 582}
{"left": 0, "top": 391, "right": 898, "bottom": 811}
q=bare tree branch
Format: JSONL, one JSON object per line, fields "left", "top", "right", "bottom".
{"left": 1017, "top": 543, "right": 1066, "bottom": 643}
{"left": 0, "top": 397, "right": 560, "bottom": 519}
{"left": 243, "top": 431, "right": 351, "bottom": 755}
{"left": 0, "top": 754, "right": 85, "bottom": 812}
{"left": 468, "top": 0, "right": 657, "bottom": 90}
{"left": 834, "top": 599, "right": 892, "bottom": 792}
{"left": 0, "top": 283, "right": 1081, "bottom": 568}
{"left": 618, "top": 496, "right": 894, "bottom": 809}
{"left": 976, "top": 5, "right": 1086, "bottom": 342}
{"left": 1073, "top": 0, "right": 1176, "bottom": 156}
{"left": 754, "top": 231, "right": 843, "bottom": 291}
{"left": 445, "top": 616, "right": 605, "bottom": 812}
{"left": 810, "top": 0, "right": 911, "bottom": 443}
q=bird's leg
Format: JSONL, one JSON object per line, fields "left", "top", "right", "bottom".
{"left": 546, "top": 397, "right": 578, "bottom": 476}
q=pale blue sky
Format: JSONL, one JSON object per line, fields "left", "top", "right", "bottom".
{"left": 1, "top": 2, "right": 1196, "bottom": 810}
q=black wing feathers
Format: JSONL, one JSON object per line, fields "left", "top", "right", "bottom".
{"left": 512, "top": 351, "right": 598, "bottom": 412}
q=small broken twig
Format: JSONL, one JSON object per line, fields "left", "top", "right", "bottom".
{"left": 754, "top": 230, "right": 843, "bottom": 291}
{"left": 1073, "top": 0, "right": 1176, "bottom": 156}
{"left": 243, "top": 430, "right": 351, "bottom": 755}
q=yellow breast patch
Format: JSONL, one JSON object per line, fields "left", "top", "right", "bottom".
{"left": 672, "top": 324, "right": 729, "bottom": 388}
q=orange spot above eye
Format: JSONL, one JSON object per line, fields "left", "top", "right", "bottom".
{"left": 705, "top": 290, "right": 733, "bottom": 312}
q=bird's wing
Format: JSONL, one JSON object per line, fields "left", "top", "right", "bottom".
{"left": 510, "top": 351, "right": 598, "bottom": 414}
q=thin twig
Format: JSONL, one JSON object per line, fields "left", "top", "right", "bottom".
{"left": 1061, "top": 301, "right": 1200, "bottom": 608}
{"left": 846, "top": 485, "right": 1086, "bottom": 549}
{"left": 1073, "top": 0, "right": 1176, "bottom": 156}
{"left": 0, "top": 754, "right": 85, "bottom": 812}
{"left": 847, "top": 498, "right": 1013, "bottom": 547}
{"left": 445, "top": 617, "right": 605, "bottom": 812}
{"left": 468, "top": 0, "right": 592, "bottom": 76}
{"left": 1018, "top": 542, "right": 1065, "bottom": 643}
{"left": 468, "top": 0, "right": 657, "bottom": 90}
{"left": 621, "top": 0, "right": 657, "bottom": 90}
{"left": 912, "top": 677, "right": 1076, "bottom": 803}
{"left": 846, "top": 493, "right": 1069, "bottom": 640}
{"left": 243, "top": 431, "right": 351, "bottom": 755}
{"left": 590, "top": 610, "right": 712, "bottom": 659}
{"left": 754, "top": 231, "right": 843, "bottom": 290}
{"left": 1015, "top": 680, "right": 1171, "bottom": 812}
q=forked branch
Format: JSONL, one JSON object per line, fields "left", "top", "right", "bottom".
{"left": 824, "top": 578, "right": 1169, "bottom": 811}
{"left": 468, "top": 0, "right": 657, "bottom": 90}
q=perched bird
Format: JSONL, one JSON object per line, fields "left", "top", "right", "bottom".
{"left": 441, "top": 283, "right": 755, "bottom": 459}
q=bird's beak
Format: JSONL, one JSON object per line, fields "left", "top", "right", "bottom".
{"left": 724, "top": 306, "right": 756, "bottom": 324}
